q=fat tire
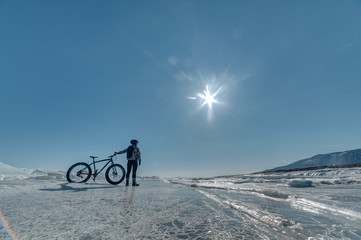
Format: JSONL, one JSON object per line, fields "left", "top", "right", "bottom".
{"left": 105, "top": 164, "right": 125, "bottom": 185}
{"left": 66, "top": 162, "right": 92, "bottom": 183}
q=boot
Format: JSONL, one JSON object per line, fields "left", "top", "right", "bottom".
{"left": 126, "top": 178, "right": 129, "bottom": 186}
{"left": 132, "top": 178, "right": 139, "bottom": 186}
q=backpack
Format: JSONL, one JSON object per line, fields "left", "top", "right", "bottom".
{"left": 127, "top": 146, "right": 136, "bottom": 160}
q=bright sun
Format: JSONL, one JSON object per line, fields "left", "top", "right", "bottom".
{"left": 187, "top": 83, "right": 224, "bottom": 122}
{"left": 198, "top": 85, "right": 218, "bottom": 108}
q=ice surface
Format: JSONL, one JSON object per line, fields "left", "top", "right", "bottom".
{"left": 1, "top": 163, "right": 361, "bottom": 239}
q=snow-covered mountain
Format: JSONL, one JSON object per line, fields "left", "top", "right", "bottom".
{"left": 265, "top": 149, "right": 361, "bottom": 172}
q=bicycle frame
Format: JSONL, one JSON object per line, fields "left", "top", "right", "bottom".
{"left": 89, "top": 156, "right": 116, "bottom": 181}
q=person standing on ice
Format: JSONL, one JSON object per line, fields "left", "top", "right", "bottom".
{"left": 114, "top": 139, "right": 141, "bottom": 186}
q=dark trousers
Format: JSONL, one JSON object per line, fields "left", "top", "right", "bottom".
{"left": 126, "top": 160, "right": 138, "bottom": 179}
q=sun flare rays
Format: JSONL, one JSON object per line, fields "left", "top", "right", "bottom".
{"left": 198, "top": 85, "right": 219, "bottom": 109}
{"left": 188, "top": 84, "right": 223, "bottom": 122}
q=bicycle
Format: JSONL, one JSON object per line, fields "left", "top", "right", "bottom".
{"left": 66, "top": 154, "right": 125, "bottom": 185}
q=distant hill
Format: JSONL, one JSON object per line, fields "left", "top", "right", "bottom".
{"left": 264, "top": 149, "right": 361, "bottom": 173}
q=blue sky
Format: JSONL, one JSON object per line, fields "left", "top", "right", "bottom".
{"left": 1, "top": 0, "right": 361, "bottom": 177}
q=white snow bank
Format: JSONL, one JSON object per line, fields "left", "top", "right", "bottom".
{"left": 28, "top": 170, "right": 66, "bottom": 181}
{"left": 0, "top": 162, "right": 31, "bottom": 174}
{"left": 0, "top": 162, "right": 65, "bottom": 181}
{"left": 0, "top": 162, "right": 32, "bottom": 181}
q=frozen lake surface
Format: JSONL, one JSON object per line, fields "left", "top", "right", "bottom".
{"left": 1, "top": 167, "right": 361, "bottom": 239}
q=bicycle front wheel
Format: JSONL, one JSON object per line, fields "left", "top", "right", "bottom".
{"left": 105, "top": 164, "right": 125, "bottom": 185}
{"left": 66, "top": 162, "right": 92, "bottom": 183}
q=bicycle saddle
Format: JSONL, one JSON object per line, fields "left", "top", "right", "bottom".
{"left": 90, "top": 156, "right": 98, "bottom": 158}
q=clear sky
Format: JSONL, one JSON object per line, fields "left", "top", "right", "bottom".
{"left": 1, "top": 0, "right": 361, "bottom": 177}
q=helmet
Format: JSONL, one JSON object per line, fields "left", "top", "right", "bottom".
{"left": 130, "top": 139, "right": 139, "bottom": 145}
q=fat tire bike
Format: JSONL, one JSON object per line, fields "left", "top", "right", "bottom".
{"left": 66, "top": 155, "right": 125, "bottom": 185}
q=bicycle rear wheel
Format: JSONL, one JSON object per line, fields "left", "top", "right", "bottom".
{"left": 66, "top": 162, "right": 92, "bottom": 183}
{"left": 105, "top": 164, "right": 125, "bottom": 185}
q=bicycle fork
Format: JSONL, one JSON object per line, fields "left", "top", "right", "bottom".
{"left": 109, "top": 159, "right": 118, "bottom": 176}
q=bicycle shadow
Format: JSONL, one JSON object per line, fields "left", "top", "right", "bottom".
{"left": 39, "top": 183, "right": 118, "bottom": 192}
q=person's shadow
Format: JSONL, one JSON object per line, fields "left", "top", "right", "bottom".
{"left": 119, "top": 186, "right": 136, "bottom": 232}
{"left": 121, "top": 186, "right": 135, "bottom": 215}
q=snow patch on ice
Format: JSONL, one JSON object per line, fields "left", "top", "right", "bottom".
{"left": 261, "top": 190, "right": 289, "bottom": 199}
{"left": 289, "top": 180, "right": 313, "bottom": 188}
{"left": 290, "top": 198, "right": 361, "bottom": 221}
